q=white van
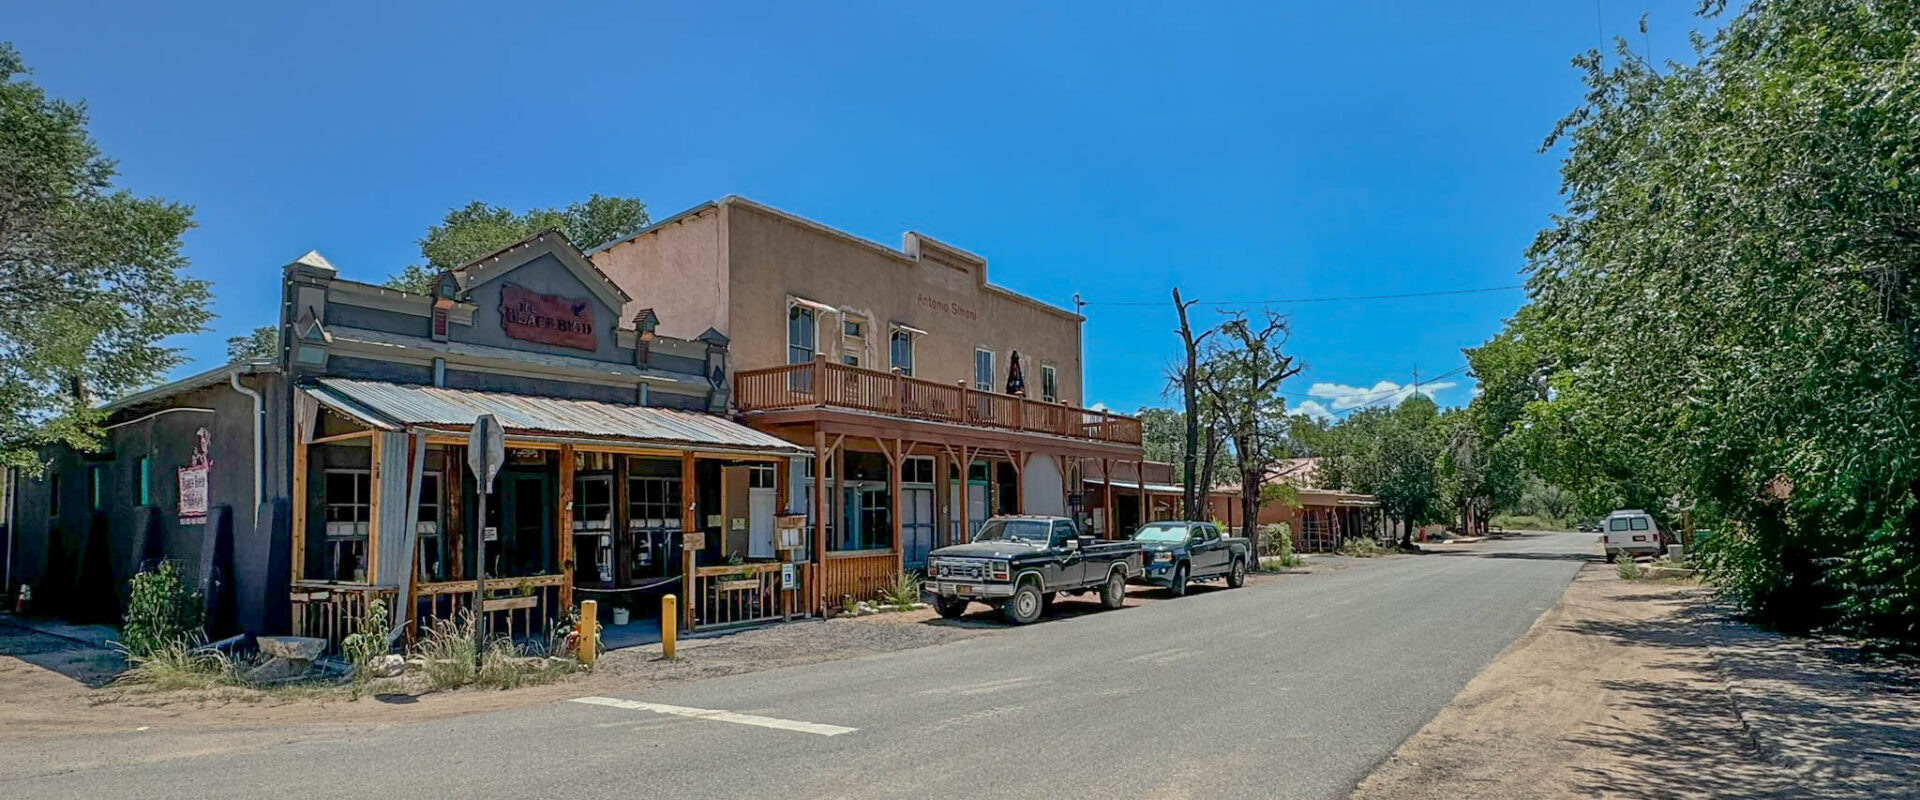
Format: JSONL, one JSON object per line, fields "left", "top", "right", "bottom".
{"left": 1602, "top": 510, "right": 1665, "bottom": 559}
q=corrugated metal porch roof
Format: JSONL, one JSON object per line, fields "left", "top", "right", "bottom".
{"left": 304, "top": 378, "right": 805, "bottom": 455}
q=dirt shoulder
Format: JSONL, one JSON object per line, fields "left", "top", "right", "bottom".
{"left": 1350, "top": 564, "right": 1917, "bottom": 800}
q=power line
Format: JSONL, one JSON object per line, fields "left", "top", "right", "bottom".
{"left": 1080, "top": 284, "right": 1524, "bottom": 308}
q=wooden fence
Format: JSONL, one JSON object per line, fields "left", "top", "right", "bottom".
{"left": 820, "top": 550, "right": 899, "bottom": 608}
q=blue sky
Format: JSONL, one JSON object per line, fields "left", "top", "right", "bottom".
{"left": 9, "top": 0, "right": 1717, "bottom": 418}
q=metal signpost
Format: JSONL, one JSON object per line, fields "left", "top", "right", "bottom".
{"left": 466, "top": 414, "right": 506, "bottom": 644}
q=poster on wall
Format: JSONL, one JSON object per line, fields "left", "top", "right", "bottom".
{"left": 178, "top": 427, "right": 211, "bottom": 525}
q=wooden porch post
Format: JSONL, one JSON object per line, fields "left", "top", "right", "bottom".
{"left": 558, "top": 444, "right": 575, "bottom": 613}
{"left": 1009, "top": 450, "right": 1025, "bottom": 515}
{"left": 366, "top": 433, "right": 384, "bottom": 583}
{"left": 291, "top": 434, "right": 308, "bottom": 586}
{"left": 445, "top": 448, "right": 465, "bottom": 581}
{"left": 1101, "top": 458, "right": 1114, "bottom": 539}
{"left": 812, "top": 430, "right": 827, "bottom": 614}
{"left": 681, "top": 452, "right": 696, "bottom": 631}
{"left": 888, "top": 439, "right": 904, "bottom": 574}
{"left": 956, "top": 446, "right": 974, "bottom": 544}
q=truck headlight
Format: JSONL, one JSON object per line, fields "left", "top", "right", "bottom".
{"left": 988, "top": 560, "right": 1010, "bottom": 580}
{"left": 1154, "top": 552, "right": 1174, "bottom": 563}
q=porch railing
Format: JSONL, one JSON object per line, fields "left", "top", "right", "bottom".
{"left": 735, "top": 360, "right": 1142, "bottom": 446}
{"left": 413, "top": 573, "right": 566, "bottom": 643}
{"left": 690, "top": 562, "right": 806, "bottom": 630}
{"left": 820, "top": 550, "right": 899, "bottom": 608}
{"left": 290, "top": 581, "right": 400, "bottom": 649}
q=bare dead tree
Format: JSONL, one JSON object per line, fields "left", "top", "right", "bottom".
{"left": 1172, "top": 288, "right": 1215, "bottom": 520}
{"left": 1197, "top": 310, "right": 1304, "bottom": 542}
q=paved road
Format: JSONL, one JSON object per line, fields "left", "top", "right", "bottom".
{"left": 5, "top": 531, "right": 1595, "bottom": 800}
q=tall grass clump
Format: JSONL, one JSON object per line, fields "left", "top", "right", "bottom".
{"left": 415, "top": 612, "right": 478, "bottom": 691}
{"left": 881, "top": 572, "right": 923, "bottom": 609}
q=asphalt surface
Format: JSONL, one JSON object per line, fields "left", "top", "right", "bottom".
{"left": 4, "top": 531, "right": 1595, "bottom": 800}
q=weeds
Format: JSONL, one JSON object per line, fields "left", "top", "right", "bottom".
{"left": 416, "top": 613, "right": 478, "bottom": 691}
{"left": 120, "top": 562, "right": 203, "bottom": 658}
{"left": 341, "top": 599, "right": 390, "bottom": 694}
{"left": 1615, "top": 553, "right": 1644, "bottom": 580}
{"left": 881, "top": 572, "right": 923, "bottom": 609}
{"left": 115, "top": 640, "right": 237, "bottom": 691}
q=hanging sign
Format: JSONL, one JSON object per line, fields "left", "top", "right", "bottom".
{"left": 781, "top": 563, "right": 795, "bottom": 589}
{"left": 177, "top": 428, "right": 212, "bottom": 525}
{"left": 499, "top": 283, "right": 596, "bottom": 350}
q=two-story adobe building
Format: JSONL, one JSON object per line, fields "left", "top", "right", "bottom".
{"left": 591, "top": 197, "right": 1147, "bottom": 608}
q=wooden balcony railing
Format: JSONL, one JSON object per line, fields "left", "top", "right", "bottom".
{"left": 735, "top": 360, "right": 1143, "bottom": 446}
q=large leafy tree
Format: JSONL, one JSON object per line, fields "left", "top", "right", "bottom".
{"left": 0, "top": 43, "right": 210, "bottom": 470}
{"left": 385, "top": 195, "right": 648, "bottom": 293}
{"left": 1516, "top": 0, "right": 1920, "bottom": 640}
{"left": 1309, "top": 396, "right": 1448, "bottom": 544}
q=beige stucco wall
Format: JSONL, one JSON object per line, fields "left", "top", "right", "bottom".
{"left": 592, "top": 197, "right": 1085, "bottom": 405}
{"left": 595, "top": 204, "right": 728, "bottom": 342}
{"left": 722, "top": 201, "right": 1085, "bottom": 405}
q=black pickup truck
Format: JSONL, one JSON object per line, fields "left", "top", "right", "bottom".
{"left": 1132, "top": 521, "right": 1251, "bottom": 595}
{"left": 925, "top": 516, "right": 1143, "bottom": 624}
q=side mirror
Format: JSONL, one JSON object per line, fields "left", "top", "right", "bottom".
{"left": 1062, "top": 537, "right": 1080, "bottom": 551}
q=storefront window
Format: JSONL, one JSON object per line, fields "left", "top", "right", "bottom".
{"left": 324, "top": 469, "right": 371, "bottom": 582}
{"left": 415, "top": 473, "right": 445, "bottom": 581}
{"left": 627, "top": 466, "right": 682, "bottom": 580}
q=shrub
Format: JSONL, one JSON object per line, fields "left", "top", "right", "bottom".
{"left": 341, "top": 599, "right": 390, "bottom": 690}
{"left": 1339, "top": 537, "right": 1384, "bottom": 558}
{"left": 881, "top": 572, "right": 922, "bottom": 609}
{"left": 120, "top": 562, "right": 203, "bottom": 658}
{"left": 1260, "top": 524, "right": 1302, "bottom": 569}
{"left": 1615, "top": 553, "right": 1644, "bottom": 580}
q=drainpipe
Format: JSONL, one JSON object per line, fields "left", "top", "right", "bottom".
{"left": 3, "top": 466, "right": 13, "bottom": 602}
{"left": 230, "top": 370, "right": 263, "bottom": 525}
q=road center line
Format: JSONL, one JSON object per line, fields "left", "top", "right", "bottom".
{"left": 569, "top": 696, "right": 858, "bottom": 737}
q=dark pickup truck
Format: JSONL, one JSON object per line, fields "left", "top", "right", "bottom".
{"left": 1132, "top": 521, "right": 1251, "bottom": 595}
{"left": 925, "top": 515, "right": 1143, "bottom": 624}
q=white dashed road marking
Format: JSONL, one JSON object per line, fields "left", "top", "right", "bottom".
{"left": 569, "top": 696, "right": 858, "bottom": 736}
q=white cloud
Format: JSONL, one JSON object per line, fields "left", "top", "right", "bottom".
{"left": 1088, "top": 401, "right": 1109, "bottom": 412}
{"left": 1305, "top": 379, "right": 1458, "bottom": 413}
{"left": 1292, "top": 399, "right": 1335, "bottom": 423}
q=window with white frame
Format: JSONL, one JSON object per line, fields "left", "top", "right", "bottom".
{"left": 890, "top": 330, "right": 914, "bottom": 376}
{"left": 974, "top": 348, "right": 995, "bottom": 391}
{"left": 1041, "top": 363, "right": 1058, "bottom": 403}
{"left": 787, "top": 305, "right": 816, "bottom": 365}
{"left": 323, "top": 469, "right": 371, "bottom": 582}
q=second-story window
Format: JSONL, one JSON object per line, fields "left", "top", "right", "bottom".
{"left": 787, "top": 305, "right": 816, "bottom": 365}
{"left": 1041, "top": 364, "right": 1058, "bottom": 403}
{"left": 843, "top": 319, "right": 862, "bottom": 337}
{"left": 890, "top": 330, "right": 914, "bottom": 376}
{"left": 974, "top": 348, "right": 995, "bottom": 391}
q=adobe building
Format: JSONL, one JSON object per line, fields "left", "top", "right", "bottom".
{"left": 591, "top": 197, "right": 1145, "bottom": 606}
{"left": 1206, "top": 458, "right": 1382, "bottom": 552}
{"left": 5, "top": 232, "right": 808, "bottom": 643}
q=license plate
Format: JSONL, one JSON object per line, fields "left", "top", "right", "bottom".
{"left": 950, "top": 584, "right": 975, "bottom": 595}
{"left": 1632, "top": 536, "right": 1646, "bottom": 542}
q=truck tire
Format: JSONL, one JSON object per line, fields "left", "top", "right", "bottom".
{"left": 936, "top": 597, "right": 970, "bottom": 619}
{"left": 1100, "top": 568, "right": 1127, "bottom": 609}
{"left": 1004, "top": 579, "right": 1044, "bottom": 625}
{"left": 1169, "top": 564, "right": 1190, "bottom": 597}
{"left": 1227, "top": 557, "right": 1247, "bottom": 588}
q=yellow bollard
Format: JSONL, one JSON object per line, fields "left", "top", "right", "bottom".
{"left": 661, "top": 594, "right": 678, "bottom": 660}
{"left": 578, "top": 600, "right": 598, "bottom": 668}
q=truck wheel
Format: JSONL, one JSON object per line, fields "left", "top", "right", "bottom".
{"left": 1100, "top": 569, "right": 1127, "bottom": 609}
{"left": 935, "top": 597, "right": 969, "bottom": 619}
{"left": 1004, "top": 580, "right": 1044, "bottom": 624}
{"left": 1227, "top": 558, "right": 1247, "bottom": 588}
{"left": 1169, "top": 564, "right": 1190, "bottom": 597}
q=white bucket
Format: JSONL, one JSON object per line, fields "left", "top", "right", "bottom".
{"left": 611, "top": 608, "right": 631, "bottom": 626}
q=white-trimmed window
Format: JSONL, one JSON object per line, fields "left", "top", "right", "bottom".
{"left": 1041, "top": 363, "right": 1058, "bottom": 403}
{"left": 974, "top": 348, "right": 995, "bottom": 391}
{"left": 323, "top": 469, "right": 371, "bottom": 582}
{"left": 787, "top": 305, "right": 817, "bottom": 365}
{"left": 890, "top": 330, "right": 915, "bottom": 376}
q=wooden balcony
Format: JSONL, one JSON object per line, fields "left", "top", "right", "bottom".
{"left": 734, "top": 360, "right": 1142, "bottom": 446}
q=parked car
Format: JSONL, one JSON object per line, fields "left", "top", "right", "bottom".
{"left": 1575, "top": 521, "right": 1594, "bottom": 532}
{"left": 1601, "top": 510, "right": 1667, "bottom": 559}
{"left": 925, "top": 515, "right": 1142, "bottom": 624}
{"left": 1131, "top": 521, "right": 1251, "bottom": 595}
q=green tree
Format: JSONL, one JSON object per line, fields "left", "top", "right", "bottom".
{"left": 225, "top": 325, "right": 278, "bottom": 362}
{"left": 0, "top": 43, "right": 210, "bottom": 471}
{"left": 1514, "top": 0, "right": 1920, "bottom": 640}
{"left": 385, "top": 195, "right": 649, "bottom": 293}
{"left": 1197, "top": 310, "right": 1303, "bottom": 539}
{"left": 1311, "top": 395, "right": 1448, "bottom": 545}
